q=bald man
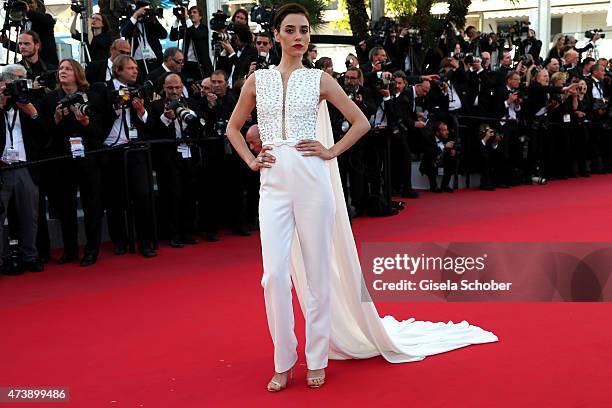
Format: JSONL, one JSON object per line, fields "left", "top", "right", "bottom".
{"left": 245, "top": 124, "right": 262, "bottom": 155}
{"left": 86, "top": 39, "right": 132, "bottom": 84}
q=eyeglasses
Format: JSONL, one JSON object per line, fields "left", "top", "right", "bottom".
{"left": 256, "top": 41, "right": 270, "bottom": 46}
{"left": 172, "top": 58, "right": 185, "bottom": 65}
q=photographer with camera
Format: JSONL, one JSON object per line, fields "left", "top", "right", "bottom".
{"left": 566, "top": 32, "right": 602, "bottom": 61}
{"left": 525, "top": 68, "right": 578, "bottom": 180}
{"left": 169, "top": 4, "right": 213, "bottom": 82}
{"left": 585, "top": 63, "right": 610, "bottom": 173}
{"left": 70, "top": 11, "right": 112, "bottom": 63}
{"left": 327, "top": 67, "right": 376, "bottom": 215}
{"left": 246, "top": 32, "right": 280, "bottom": 77}
{"left": 0, "top": 0, "right": 58, "bottom": 66}
{"left": 517, "top": 29, "right": 542, "bottom": 64}
{"left": 85, "top": 39, "right": 131, "bottom": 84}
{"left": 38, "top": 59, "right": 104, "bottom": 266}
{"left": 0, "top": 64, "right": 47, "bottom": 274}
{"left": 92, "top": 54, "right": 156, "bottom": 258}
{"left": 478, "top": 124, "right": 504, "bottom": 190}
{"left": 569, "top": 79, "right": 591, "bottom": 177}
{"left": 419, "top": 121, "right": 458, "bottom": 192}
{"left": 17, "top": 30, "right": 56, "bottom": 90}
{"left": 147, "top": 73, "right": 201, "bottom": 247}
{"left": 199, "top": 69, "right": 248, "bottom": 240}
{"left": 120, "top": 0, "right": 168, "bottom": 81}
{"left": 396, "top": 25, "right": 423, "bottom": 75}
{"left": 386, "top": 71, "right": 430, "bottom": 198}
{"left": 146, "top": 47, "right": 188, "bottom": 97}
{"left": 491, "top": 72, "right": 523, "bottom": 186}
{"left": 215, "top": 22, "right": 257, "bottom": 89}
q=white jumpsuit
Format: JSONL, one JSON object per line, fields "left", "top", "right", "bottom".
{"left": 255, "top": 68, "right": 335, "bottom": 373}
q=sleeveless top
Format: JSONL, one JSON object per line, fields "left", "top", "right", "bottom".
{"left": 255, "top": 68, "right": 323, "bottom": 146}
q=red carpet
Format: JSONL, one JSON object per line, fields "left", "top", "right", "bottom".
{"left": 1, "top": 176, "right": 612, "bottom": 407}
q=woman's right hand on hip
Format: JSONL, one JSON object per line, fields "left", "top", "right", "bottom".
{"left": 249, "top": 146, "right": 276, "bottom": 171}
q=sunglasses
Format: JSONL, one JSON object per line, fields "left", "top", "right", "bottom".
{"left": 256, "top": 41, "right": 269, "bottom": 46}
{"left": 117, "top": 50, "right": 131, "bottom": 55}
{"left": 172, "top": 58, "right": 185, "bottom": 65}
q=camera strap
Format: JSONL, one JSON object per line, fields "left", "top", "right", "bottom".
{"left": 4, "top": 109, "right": 18, "bottom": 148}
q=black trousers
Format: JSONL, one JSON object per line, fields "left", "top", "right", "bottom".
{"left": 199, "top": 143, "right": 247, "bottom": 233}
{"left": 36, "top": 156, "right": 103, "bottom": 256}
{"left": 156, "top": 155, "right": 198, "bottom": 239}
{"left": 101, "top": 147, "right": 154, "bottom": 246}
{"left": 390, "top": 129, "right": 414, "bottom": 194}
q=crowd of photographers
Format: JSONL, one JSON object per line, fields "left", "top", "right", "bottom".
{"left": 0, "top": 2, "right": 611, "bottom": 274}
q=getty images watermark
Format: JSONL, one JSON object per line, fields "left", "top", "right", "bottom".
{"left": 360, "top": 243, "right": 612, "bottom": 302}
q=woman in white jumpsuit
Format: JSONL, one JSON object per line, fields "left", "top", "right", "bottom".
{"left": 227, "top": 3, "right": 498, "bottom": 393}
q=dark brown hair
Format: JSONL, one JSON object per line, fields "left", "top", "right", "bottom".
{"left": 57, "top": 59, "right": 89, "bottom": 91}
{"left": 272, "top": 3, "right": 310, "bottom": 32}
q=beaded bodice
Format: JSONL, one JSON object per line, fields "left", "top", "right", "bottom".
{"left": 255, "top": 68, "right": 322, "bottom": 145}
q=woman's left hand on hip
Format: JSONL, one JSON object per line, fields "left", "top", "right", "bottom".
{"left": 296, "top": 140, "right": 334, "bottom": 160}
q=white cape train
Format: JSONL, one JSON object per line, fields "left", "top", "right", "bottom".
{"left": 288, "top": 101, "right": 498, "bottom": 362}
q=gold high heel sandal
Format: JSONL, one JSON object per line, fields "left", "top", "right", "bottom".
{"left": 266, "top": 368, "right": 293, "bottom": 392}
{"left": 306, "top": 369, "right": 325, "bottom": 388}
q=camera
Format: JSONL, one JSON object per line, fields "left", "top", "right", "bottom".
{"left": 70, "top": 0, "right": 85, "bottom": 14}
{"left": 111, "top": 80, "right": 155, "bottom": 108}
{"left": 165, "top": 99, "right": 205, "bottom": 132}
{"left": 172, "top": 0, "right": 189, "bottom": 19}
{"left": 251, "top": 5, "right": 275, "bottom": 29}
{"left": 36, "top": 69, "right": 57, "bottom": 89}
{"left": 373, "top": 76, "right": 394, "bottom": 92}
{"left": 59, "top": 92, "right": 91, "bottom": 116}
{"left": 211, "top": 30, "right": 236, "bottom": 53}
{"left": 519, "top": 54, "right": 534, "bottom": 68}
{"left": 209, "top": 10, "right": 229, "bottom": 31}
{"left": 344, "top": 84, "right": 357, "bottom": 100}
{"left": 3, "top": 0, "right": 28, "bottom": 26}
{"left": 256, "top": 52, "right": 269, "bottom": 70}
{"left": 2, "top": 78, "right": 34, "bottom": 104}
{"left": 585, "top": 29, "right": 605, "bottom": 39}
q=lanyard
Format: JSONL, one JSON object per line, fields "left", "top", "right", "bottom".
{"left": 4, "top": 109, "right": 18, "bottom": 148}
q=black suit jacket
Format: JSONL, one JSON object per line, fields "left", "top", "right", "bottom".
{"left": 86, "top": 59, "right": 111, "bottom": 84}
{"left": 27, "top": 11, "right": 58, "bottom": 66}
{"left": 120, "top": 17, "right": 167, "bottom": 61}
{"left": 90, "top": 80, "right": 150, "bottom": 142}
{"left": 216, "top": 44, "right": 258, "bottom": 86}
{"left": 39, "top": 89, "right": 106, "bottom": 155}
{"left": 0, "top": 106, "right": 47, "bottom": 181}
{"left": 169, "top": 23, "right": 213, "bottom": 78}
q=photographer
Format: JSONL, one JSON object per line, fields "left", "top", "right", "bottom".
{"left": 146, "top": 47, "right": 188, "bottom": 97}
{"left": 0, "top": 0, "right": 58, "bottom": 66}
{"left": 329, "top": 67, "right": 376, "bottom": 215}
{"left": 120, "top": 1, "right": 168, "bottom": 81}
{"left": 147, "top": 73, "right": 200, "bottom": 247}
{"left": 70, "top": 11, "right": 112, "bottom": 62}
{"left": 517, "top": 29, "right": 542, "bottom": 64}
{"left": 478, "top": 124, "right": 504, "bottom": 190}
{"left": 199, "top": 69, "right": 249, "bottom": 240}
{"left": 246, "top": 32, "right": 280, "bottom": 77}
{"left": 92, "top": 54, "right": 156, "bottom": 258}
{"left": 215, "top": 22, "right": 257, "bottom": 89}
{"left": 569, "top": 79, "right": 591, "bottom": 177}
{"left": 85, "top": 39, "right": 131, "bottom": 84}
{"left": 387, "top": 71, "right": 429, "bottom": 198}
{"left": 17, "top": 30, "right": 56, "bottom": 89}
{"left": 585, "top": 63, "right": 610, "bottom": 173}
{"left": 419, "top": 121, "right": 458, "bottom": 192}
{"left": 0, "top": 64, "right": 46, "bottom": 274}
{"left": 525, "top": 68, "right": 577, "bottom": 179}
{"left": 38, "top": 59, "right": 104, "bottom": 266}
{"left": 169, "top": 5, "right": 213, "bottom": 82}
{"left": 566, "top": 33, "right": 601, "bottom": 61}
{"left": 492, "top": 72, "right": 523, "bottom": 186}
